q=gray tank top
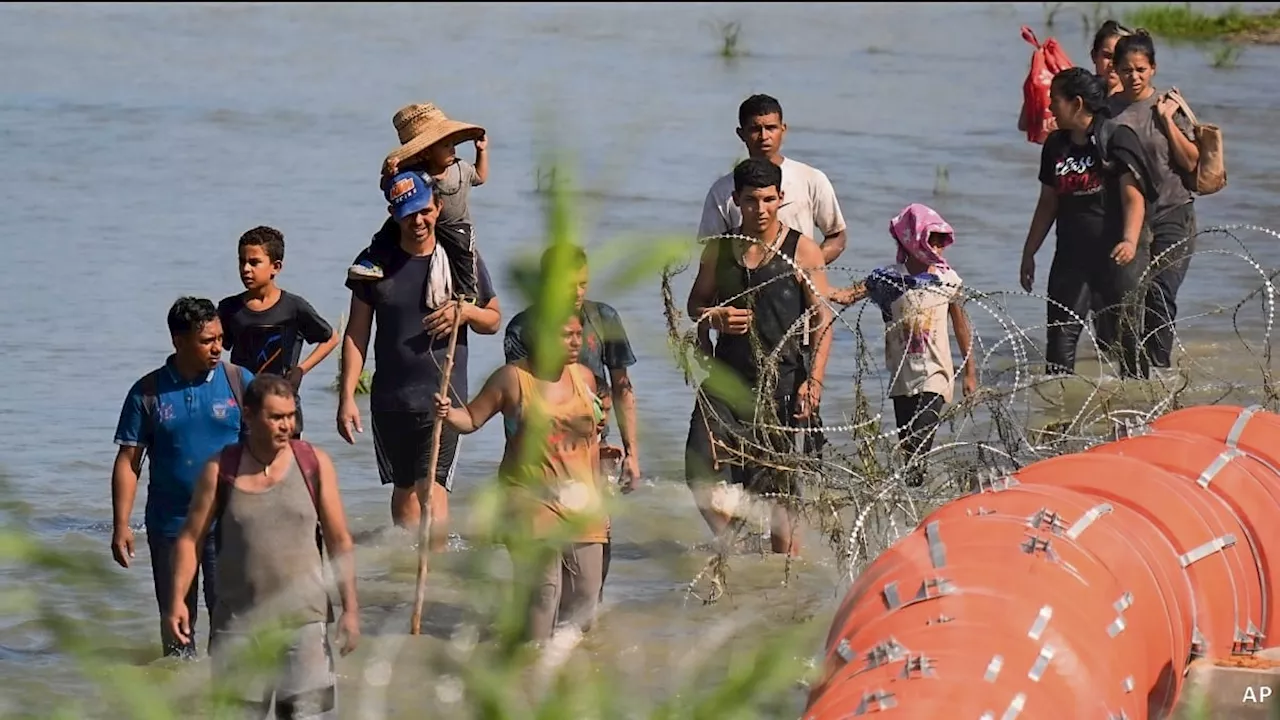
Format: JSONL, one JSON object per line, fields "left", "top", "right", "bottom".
{"left": 212, "top": 456, "right": 328, "bottom": 633}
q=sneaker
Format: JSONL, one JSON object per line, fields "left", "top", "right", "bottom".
{"left": 346, "top": 258, "right": 384, "bottom": 281}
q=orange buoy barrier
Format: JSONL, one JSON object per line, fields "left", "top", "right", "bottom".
{"left": 806, "top": 404, "right": 1280, "bottom": 720}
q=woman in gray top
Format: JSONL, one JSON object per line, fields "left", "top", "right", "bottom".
{"left": 1109, "top": 30, "right": 1202, "bottom": 372}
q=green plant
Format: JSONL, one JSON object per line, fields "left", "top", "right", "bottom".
{"left": 1208, "top": 42, "right": 1244, "bottom": 68}
{"left": 329, "top": 312, "right": 372, "bottom": 394}
{"left": 933, "top": 164, "right": 950, "bottom": 197}
{"left": 1123, "top": 4, "right": 1280, "bottom": 42}
{"left": 717, "top": 20, "right": 743, "bottom": 59}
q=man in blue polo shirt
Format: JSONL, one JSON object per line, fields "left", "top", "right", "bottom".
{"left": 110, "top": 296, "right": 254, "bottom": 658}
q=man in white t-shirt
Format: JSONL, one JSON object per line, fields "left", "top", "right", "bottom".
{"left": 697, "top": 94, "right": 848, "bottom": 265}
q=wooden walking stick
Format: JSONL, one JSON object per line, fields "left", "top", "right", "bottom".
{"left": 410, "top": 297, "right": 467, "bottom": 635}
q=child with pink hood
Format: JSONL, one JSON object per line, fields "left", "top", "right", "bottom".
{"left": 833, "top": 203, "right": 977, "bottom": 486}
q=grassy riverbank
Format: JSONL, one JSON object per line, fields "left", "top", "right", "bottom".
{"left": 1124, "top": 5, "right": 1280, "bottom": 43}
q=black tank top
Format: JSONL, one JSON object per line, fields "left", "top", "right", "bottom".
{"left": 712, "top": 228, "right": 806, "bottom": 391}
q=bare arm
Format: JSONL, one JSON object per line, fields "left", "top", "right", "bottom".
{"left": 949, "top": 302, "right": 977, "bottom": 384}
{"left": 473, "top": 143, "right": 489, "bottom": 185}
{"left": 608, "top": 367, "right": 639, "bottom": 457}
{"left": 339, "top": 295, "right": 374, "bottom": 403}
{"left": 298, "top": 329, "right": 340, "bottom": 376}
{"left": 1022, "top": 185, "right": 1059, "bottom": 260}
{"left": 442, "top": 365, "right": 515, "bottom": 434}
{"left": 1120, "top": 174, "right": 1146, "bottom": 246}
{"left": 819, "top": 230, "right": 847, "bottom": 265}
{"left": 795, "top": 236, "right": 835, "bottom": 388}
{"left": 313, "top": 448, "right": 357, "bottom": 617}
{"left": 169, "top": 458, "right": 221, "bottom": 618}
{"left": 686, "top": 241, "right": 723, "bottom": 358}
{"left": 1161, "top": 113, "right": 1200, "bottom": 174}
{"left": 112, "top": 446, "right": 142, "bottom": 533}
{"left": 464, "top": 296, "right": 501, "bottom": 335}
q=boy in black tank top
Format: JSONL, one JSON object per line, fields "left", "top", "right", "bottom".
{"left": 683, "top": 158, "right": 835, "bottom": 557}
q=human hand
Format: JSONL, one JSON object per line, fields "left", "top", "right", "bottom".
{"left": 1111, "top": 239, "right": 1137, "bottom": 266}
{"left": 111, "top": 525, "right": 135, "bottom": 569}
{"left": 475, "top": 134, "right": 488, "bottom": 152}
{"left": 963, "top": 373, "right": 978, "bottom": 398}
{"left": 285, "top": 366, "right": 304, "bottom": 392}
{"left": 434, "top": 392, "right": 452, "bottom": 420}
{"left": 794, "top": 379, "right": 823, "bottom": 421}
{"left": 165, "top": 606, "right": 191, "bottom": 647}
{"left": 337, "top": 611, "right": 361, "bottom": 656}
{"left": 1020, "top": 254, "right": 1036, "bottom": 292}
{"left": 621, "top": 453, "right": 641, "bottom": 494}
{"left": 710, "top": 307, "right": 753, "bottom": 335}
{"left": 1156, "top": 94, "right": 1179, "bottom": 125}
{"left": 337, "top": 398, "right": 362, "bottom": 444}
{"left": 424, "top": 302, "right": 469, "bottom": 338}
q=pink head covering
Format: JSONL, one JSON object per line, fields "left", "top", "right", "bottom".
{"left": 890, "top": 203, "right": 954, "bottom": 270}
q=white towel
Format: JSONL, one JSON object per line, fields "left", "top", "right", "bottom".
{"left": 426, "top": 241, "right": 454, "bottom": 309}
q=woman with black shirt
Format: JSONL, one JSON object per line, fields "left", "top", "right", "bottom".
{"left": 1019, "top": 68, "right": 1155, "bottom": 380}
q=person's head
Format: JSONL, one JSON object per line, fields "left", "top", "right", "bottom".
{"left": 731, "top": 157, "right": 784, "bottom": 235}
{"left": 166, "top": 296, "right": 223, "bottom": 371}
{"left": 1114, "top": 30, "right": 1157, "bottom": 98}
{"left": 1049, "top": 68, "right": 1110, "bottom": 132}
{"left": 527, "top": 313, "right": 584, "bottom": 371}
{"left": 237, "top": 226, "right": 284, "bottom": 291}
{"left": 735, "top": 94, "right": 786, "bottom": 159}
{"left": 384, "top": 171, "right": 442, "bottom": 244}
{"left": 1090, "top": 20, "right": 1133, "bottom": 86}
{"left": 243, "top": 374, "right": 297, "bottom": 449}
{"left": 540, "top": 244, "right": 589, "bottom": 311}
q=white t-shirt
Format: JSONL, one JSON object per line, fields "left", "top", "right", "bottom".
{"left": 697, "top": 157, "right": 847, "bottom": 242}
{"left": 867, "top": 264, "right": 964, "bottom": 404}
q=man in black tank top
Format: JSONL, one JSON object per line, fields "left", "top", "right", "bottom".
{"left": 683, "top": 158, "right": 835, "bottom": 557}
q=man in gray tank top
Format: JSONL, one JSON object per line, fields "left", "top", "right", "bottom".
{"left": 166, "top": 374, "right": 360, "bottom": 719}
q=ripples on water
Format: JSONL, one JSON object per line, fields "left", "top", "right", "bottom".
{"left": 1, "top": 1, "right": 1279, "bottom": 716}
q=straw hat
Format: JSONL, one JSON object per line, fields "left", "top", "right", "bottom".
{"left": 384, "top": 103, "right": 485, "bottom": 168}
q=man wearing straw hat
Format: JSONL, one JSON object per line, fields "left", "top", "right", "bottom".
{"left": 337, "top": 168, "right": 502, "bottom": 543}
{"left": 347, "top": 102, "right": 490, "bottom": 304}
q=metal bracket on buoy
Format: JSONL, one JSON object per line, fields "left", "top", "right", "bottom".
{"left": 1197, "top": 449, "right": 1244, "bottom": 488}
{"left": 979, "top": 692, "right": 1027, "bottom": 720}
{"left": 1065, "top": 503, "right": 1114, "bottom": 540}
{"left": 925, "top": 521, "right": 947, "bottom": 569}
{"left": 899, "top": 654, "right": 936, "bottom": 679}
{"left": 1108, "top": 711, "right": 1131, "bottom": 720}
{"left": 1020, "top": 534, "right": 1059, "bottom": 562}
{"left": 865, "top": 638, "right": 909, "bottom": 669}
{"left": 835, "top": 638, "right": 856, "bottom": 664}
{"left": 1107, "top": 592, "right": 1134, "bottom": 638}
{"left": 983, "top": 474, "right": 1020, "bottom": 493}
{"left": 1027, "top": 508, "right": 1069, "bottom": 534}
{"left": 926, "top": 613, "right": 954, "bottom": 626}
{"left": 1122, "top": 676, "right": 1135, "bottom": 694}
{"left": 1027, "top": 644, "right": 1056, "bottom": 681}
{"left": 853, "top": 689, "right": 897, "bottom": 714}
{"left": 914, "top": 576, "right": 955, "bottom": 603}
{"left": 882, "top": 582, "right": 901, "bottom": 610}
{"left": 1178, "top": 534, "right": 1237, "bottom": 568}
{"left": 1027, "top": 605, "right": 1053, "bottom": 641}
{"left": 1113, "top": 592, "right": 1134, "bottom": 614}
{"left": 1226, "top": 404, "right": 1263, "bottom": 449}
{"left": 983, "top": 654, "right": 1004, "bottom": 682}
{"left": 969, "top": 506, "right": 997, "bottom": 517}
{"left": 1232, "top": 625, "right": 1264, "bottom": 655}
{"left": 1107, "top": 615, "right": 1127, "bottom": 638}
{"left": 1190, "top": 627, "right": 1206, "bottom": 659}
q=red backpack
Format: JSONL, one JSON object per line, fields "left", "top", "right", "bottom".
{"left": 213, "top": 439, "right": 323, "bottom": 557}
{"left": 1018, "top": 25, "right": 1074, "bottom": 145}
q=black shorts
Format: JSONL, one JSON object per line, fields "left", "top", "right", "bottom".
{"left": 371, "top": 411, "right": 460, "bottom": 491}
{"left": 684, "top": 386, "right": 824, "bottom": 497}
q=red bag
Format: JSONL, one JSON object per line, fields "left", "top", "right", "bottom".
{"left": 1018, "top": 25, "right": 1074, "bottom": 145}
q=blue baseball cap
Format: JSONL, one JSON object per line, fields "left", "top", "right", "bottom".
{"left": 384, "top": 171, "right": 435, "bottom": 221}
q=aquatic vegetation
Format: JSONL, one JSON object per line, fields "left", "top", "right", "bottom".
{"left": 329, "top": 313, "right": 372, "bottom": 395}
{"left": 1207, "top": 42, "right": 1245, "bottom": 69}
{"left": 716, "top": 20, "right": 743, "bottom": 60}
{"left": 1124, "top": 4, "right": 1280, "bottom": 43}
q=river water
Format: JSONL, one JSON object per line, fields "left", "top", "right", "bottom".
{"left": 2, "top": 2, "right": 1279, "bottom": 717}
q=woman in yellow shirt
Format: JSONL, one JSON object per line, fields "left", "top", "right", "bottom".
{"left": 435, "top": 313, "right": 608, "bottom": 643}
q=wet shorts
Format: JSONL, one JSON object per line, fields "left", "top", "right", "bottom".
{"left": 371, "top": 411, "right": 460, "bottom": 491}
{"left": 210, "top": 621, "right": 337, "bottom": 718}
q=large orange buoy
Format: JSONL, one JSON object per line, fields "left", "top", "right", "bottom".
{"left": 1013, "top": 452, "right": 1263, "bottom": 659}
{"left": 806, "top": 404, "right": 1280, "bottom": 720}
{"left": 804, "top": 618, "right": 1131, "bottom": 719}
{"left": 816, "top": 513, "right": 1145, "bottom": 713}
{"left": 918, "top": 482, "right": 1187, "bottom": 715}
{"left": 1089, "top": 429, "right": 1280, "bottom": 647}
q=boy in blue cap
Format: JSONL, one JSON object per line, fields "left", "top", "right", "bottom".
{"left": 346, "top": 103, "right": 488, "bottom": 303}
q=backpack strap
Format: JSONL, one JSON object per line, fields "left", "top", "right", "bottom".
{"left": 138, "top": 369, "right": 163, "bottom": 467}
{"left": 222, "top": 361, "right": 246, "bottom": 411}
{"left": 288, "top": 438, "right": 336, "bottom": 623}
{"left": 211, "top": 444, "right": 243, "bottom": 555}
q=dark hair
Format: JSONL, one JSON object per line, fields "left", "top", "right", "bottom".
{"left": 243, "top": 374, "right": 296, "bottom": 413}
{"left": 738, "top": 94, "right": 783, "bottom": 128}
{"left": 1113, "top": 29, "right": 1157, "bottom": 65}
{"left": 732, "top": 157, "right": 782, "bottom": 195}
{"left": 166, "top": 296, "right": 219, "bottom": 336}
{"left": 238, "top": 225, "right": 285, "bottom": 263}
{"left": 539, "top": 243, "right": 588, "bottom": 281}
{"left": 1050, "top": 67, "right": 1111, "bottom": 117}
{"left": 1091, "top": 20, "right": 1132, "bottom": 58}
